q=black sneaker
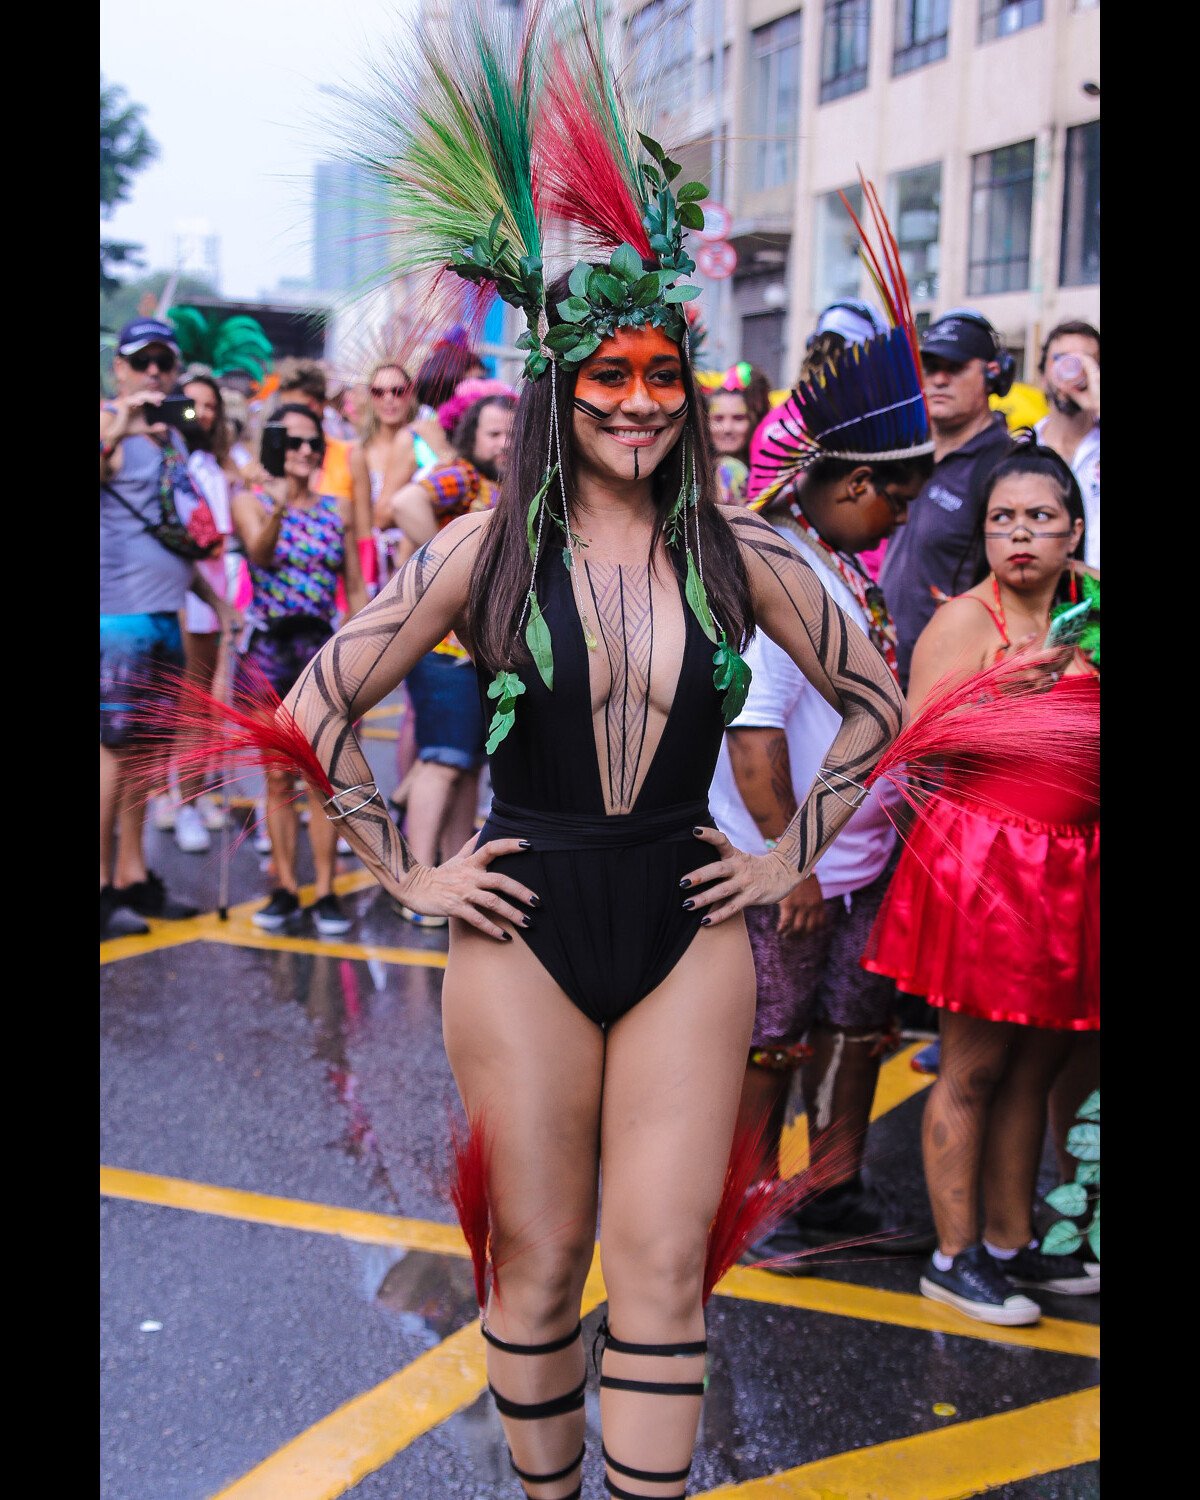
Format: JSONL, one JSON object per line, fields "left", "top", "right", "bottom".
{"left": 919, "top": 1245, "right": 1041, "bottom": 1325}
{"left": 740, "top": 1220, "right": 818, "bottom": 1277}
{"left": 100, "top": 886, "right": 150, "bottom": 940}
{"left": 311, "top": 893, "right": 353, "bottom": 937}
{"left": 790, "top": 1179, "right": 937, "bottom": 1255}
{"left": 115, "top": 871, "right": 198, "bottom": 921}
{"left": 999, "top": 1242, "right": 1100, "bottom": 1296}
{"left": 251, "top": 889, "right": 302, "bottom": 930}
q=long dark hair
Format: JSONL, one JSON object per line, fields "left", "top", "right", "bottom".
{"left": 468, "top": 280, "right": 752, "bottom": 675}
{"left": 958, "top": 432, "right": 1086, "bottom": 600}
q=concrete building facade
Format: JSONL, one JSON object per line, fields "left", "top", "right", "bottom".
{"left": 620, "top": 0, "right": 1099, "bottom": 383}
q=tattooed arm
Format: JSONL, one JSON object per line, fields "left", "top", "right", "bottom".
{"left": 281, "top": 513, "right": 539, "bottom": 941}
{"left": 684, "top": 507, "right": 905, "bottom": 925}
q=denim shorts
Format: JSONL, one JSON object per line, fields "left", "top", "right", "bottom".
{"left": 100, "top": 612, "right": 185, "bottom": 749}
{"left": 404, "top": 650, "right": 485, "bottom": 771}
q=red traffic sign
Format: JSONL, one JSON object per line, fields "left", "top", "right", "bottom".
{"left": 695, "top": 200, "right": 733, "bottom": 242}
{"left": 697, "top": 240, "right": 738, "bottom": 280}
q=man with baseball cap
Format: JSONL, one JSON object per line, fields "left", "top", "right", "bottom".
{"left": 100, "top": 318, "right": 236, "bottom": 938}
{"left": 879, "top": 308, "right": 1014, "bottom": 690}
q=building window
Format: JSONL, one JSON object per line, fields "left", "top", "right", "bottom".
{"left": 893, "top": 0, "right": 948, "bottom": 75}
{"left": 968, "top": 140, "right": 1035, "bottom": 295}
{"left": 627, "top": 0, "right": 695, "bottom": 119}
{"left": 890, "top": 162, "right": 941, "bottom": 302}
{"left": 751, "top": 12, "right": 803, "bottom": 190}
{"left": 979, "top": 0, "right": 1043, "bottom": 43}
{"left": 1060, "top": 121, "right": 1100, "bottom": 286}
{"left": 820, "top": 1, "right": 870, "bottom": 103}
{"left": 812, "top": 182, "right": 865, "bottom": 311}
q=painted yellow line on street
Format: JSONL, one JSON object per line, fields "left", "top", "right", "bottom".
{"left": 100, "top": 1168, "right": 470, "bottom": 1257}
{"left": 359, "top": 726, "right": 399, "bottom": 741}
{"left": 211, "top": 1259, "right": 610, "bottom": 1500}
{"left": 713, "top": 1265, "right": 1098, "bottom": 1359}
{"left": 201, "top": 929, "right": 449, "bottom": 968}
{"left": 699, "top": 1386, "right": 1099, "bottom": 1498}
{"left": 362, "top": 704, "right": 401, "bottom": 720}
{"left": 779, "top": 1041, "right": 934, "bottom": 1174}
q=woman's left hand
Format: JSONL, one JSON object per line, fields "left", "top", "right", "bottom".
{"left": 678, "top": 827, "right": 800, "bottom": 927}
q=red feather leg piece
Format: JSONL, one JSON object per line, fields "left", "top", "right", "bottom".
{"left": 126, "top": 658, "right": 334, "bottom": 800}
{"left": 450, "top": 1111, "right": 494, "bottom": 1311}
{"left": 864, "top": 652, "right": 1099, "bottom": 796}
{"left": 702, "top": 1115, "right": 863, "bottom": 1302}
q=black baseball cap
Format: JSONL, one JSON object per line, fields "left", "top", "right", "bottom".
{"left": 117, "top": 318, "right": 180, "bottom": 357}
{"left": 920, "top": 309, "right": 998, "bottom": 364}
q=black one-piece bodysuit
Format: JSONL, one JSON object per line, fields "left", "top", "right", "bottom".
{"left": 478, "top": 551, "right": 726, "bottom": 1028}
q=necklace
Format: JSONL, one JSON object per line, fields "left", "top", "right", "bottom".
{"left": 780, "top": 505, "right": 899, "bottom": 676}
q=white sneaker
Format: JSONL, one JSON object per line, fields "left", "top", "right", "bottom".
{"left": 150, "top": 795, "right": 178, "bottom": 832}
{"left": 199, "top": 794, "right": 227, "bottom": 832}
{"left": 174, "top": 802, "right": 212, "bottom": 854}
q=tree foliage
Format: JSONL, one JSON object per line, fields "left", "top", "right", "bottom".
{"left": 100, "top": 74, "right": 159, "bottom": 291}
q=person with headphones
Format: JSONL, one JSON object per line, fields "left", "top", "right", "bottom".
{"left": 879, "top": 309, "right": 1015, "bottom": 692}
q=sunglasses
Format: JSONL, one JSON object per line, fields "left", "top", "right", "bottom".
{"left": 126, "top": 349, "right": 178, "bottom": 374}
{"left": 283, "top": 435, "right": 325, "bottom": 453}
{"left": 370, "top": 384, "right": 411, "bottom": 399}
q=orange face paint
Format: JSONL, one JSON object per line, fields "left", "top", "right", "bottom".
{"left": 573, "top": 327, "right": 688, "bottom": 420}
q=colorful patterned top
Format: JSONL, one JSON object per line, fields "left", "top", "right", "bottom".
{"left": 415, "top": 461, "right": 498, "bottom": 657}
{"left": 248, "top": 492, "right": 346, "bottom": 627}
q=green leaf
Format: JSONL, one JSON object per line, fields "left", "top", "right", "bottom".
{"left": 569, "top": 261, "right": 591, "bottom": 298}
{"left": 1066, "top": 1122, "right": 1100, "bottom": 1162}
{"left": 714, "top": 635, "right": 752, "bottom": 724}
{"left": 525, "top": 591, "right": 554, "bottom": 691}
{"left": 514, "top": 330, "right": 533, "bottom": 350}
{"left": 590, "top": 272, "right": 625, "bottom": 306}
{"left": 544, "top": 323, "right": 583, "bottom": 350}
{"left": 518, "top": 252, "right": 542, "bottom": 281}
{"left": 641, "top": 162, "right": 662, "bottom": 187}
{"left": 556, "top": 296, "right": 591, "bottom": 322}
{"left": 1074, "top": 1161, "right": 1100, "bottom": 1186}
{"left": 1086, "top": 1217, "right": 1100, "bottom": 1260}
{"left": 1039, "top": 1220, "right": 1083, "bottom": 1256}
{"left": 648, "top": 233, "right": 671, "bottom": 255}
{"left": 525, "top": 465, "right": 559, "bottom": 562}
{"left": 569, "top": 331, "right": 602, "bottom": 362}
{"left": 631, "top": 273, "right": 661, "bottom": 306}
{"left": 1044, "top": 1183, "right": 1088, "bottom": 1218}
{"left": 610, "top": 243, "right": 644, "bottom": 282}
{"left": 663, "top": 284, "right": 701, "bottom": 303}
{"left": 562, "top": 547, "right": 573, "bottom": 571}
{"left": 637, "top": 131, "right": 665, "bottom": 163}
{"left": 1077, "top": 1090, "right": 1100, "bottom": 1122}
{"left": 685, "top": 551, "right": 719, "bottom": 644}
{"left": 485, "top": 709, "right": 516, "bottom": 756}
{"left": 677, "top": 181, "right": 708, "bottom": 202}
{"left": 525, "top": 352, "right": 550, "bottom": 380}
{"left": 678, "top": 202, "right": 706, "bottom": 231}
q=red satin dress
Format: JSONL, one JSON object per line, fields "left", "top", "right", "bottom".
{"left": 863, "top": 607, "right": 1099, "bottom": 1030}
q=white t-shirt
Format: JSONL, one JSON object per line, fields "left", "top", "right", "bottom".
{"left": 1035, "top": 416, "right": 1099, "bottom": 568}
{"left": 708, "top": 527, "right": 899, "bottom": 900}
{"left": 183, "top": 450, "right": 233, "bottom": 634}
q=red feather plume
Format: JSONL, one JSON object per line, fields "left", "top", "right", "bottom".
{"left": 450, "top": 1110, "right": 495, "bottom": 1311}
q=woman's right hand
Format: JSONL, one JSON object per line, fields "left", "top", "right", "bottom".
{"left": 396, "top": 835, "right": 539, "bottom": 941}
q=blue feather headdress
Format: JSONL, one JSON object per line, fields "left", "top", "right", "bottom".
{"left": 749, "top": 173, "right": 933, "bottom": 509}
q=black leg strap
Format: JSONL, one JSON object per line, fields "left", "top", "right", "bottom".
{"left": 489, "top": 1375, "right": 587, "bottom": 1421}
{"left": 602, "top": 1444, "right": 691, "bottom": 1483}
{"left": 605, "top": 1479, "right": 684, "bottom": 1500}
{"left": 510, "top": 1443, "right": 586, "bottom": 1484}
{"left": 482, "top": 1320, "right": 583, "bottom": 1356}
{"left": 592, "top": 1316, "right": 707, "bottom": 1371}
{"left": 599, "top": 1373, "right": 705, "bottom": 1397}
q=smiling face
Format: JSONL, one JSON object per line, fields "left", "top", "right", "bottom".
{"left": 707, "top": 391, "right": 751, "bottom": 458}
{"left": 369, "top": 365, "right": 415, "bottom": 427}
{"left": 984, "top": 473, "right": 1083, "bottom": 590}
{"left": 570, "top": 328, "right": 689, "bottom": 484}
{"left": 282, "top": 409, "right": 325, "bottom": 484}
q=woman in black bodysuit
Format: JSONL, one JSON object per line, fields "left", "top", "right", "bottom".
{"left": 282, "top": 310, "right": 905, "bottom": 1499}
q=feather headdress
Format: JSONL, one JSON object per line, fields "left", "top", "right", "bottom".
{"left": 749, "top": 171, "right": 933, "bottom": 509}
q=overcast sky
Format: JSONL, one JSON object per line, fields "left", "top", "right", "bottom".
{"left": 101, "top": 0, "right": 418, "bottom": 300}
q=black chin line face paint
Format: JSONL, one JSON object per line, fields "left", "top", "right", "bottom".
{"left": 633, "top": 449, "right": 640, "bottom": 479}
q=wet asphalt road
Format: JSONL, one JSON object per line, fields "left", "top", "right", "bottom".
{"left": 101, "top": 727, "right": 1099, "bottom": 1499}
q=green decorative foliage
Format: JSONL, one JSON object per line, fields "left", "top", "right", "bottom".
{"left": 485, "top": 671, "right": 526, "bottom": 755}
{"left": 1050, "top": 574, "right": 1099, "bottom": 667}
{"left": 525, "top": 464, "right": 560, "bottom": 563}
{"left": 684, "top": 552, "right": 718, "bottom": 644}
{"left": 1043, "top": 1089, "right": 1099, "bottom": 1261}
{"left": 714, "top": 632, "right": 752, "bottom": 724}
{"left": 524, "top": 591, "right": 554, "bottom": 691}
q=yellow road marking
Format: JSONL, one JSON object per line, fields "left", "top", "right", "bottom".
{"left": 359, "top": 726, "right": 399, "bottom": 741}
{"left": 202, "top": 929, "right": 449, "bottom": 968}
{"left": 362, "top": 704, "right": 401, "bottom": 721}
{"left": 210, "top": 1260, "right": 609, "bottom": 1500}
{"left": 100, "top": 1168, "right": 469, "bottom": 1257}
{"left": 779, "top": 1041, "right": 934, "bottom": 1174}
{"left": 698, "top": 1386, "right": 1099, "bottom": 1498}
{"left": 713, "top": 1265, "right": 1098, "bottom": 1359}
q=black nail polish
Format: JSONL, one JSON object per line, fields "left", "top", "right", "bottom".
{"left": 679, "top": 878, "right": 691, "bottom": 889}
{"left": 700, "top": 916, "right": 712, "bottom": 926}
{"left": 529, "top": 894, "right": 541, "bottom": 907}
{"left": 521, "top": 915, "right": 533, "bottom": 928}
{"left": 692, "top": 826, "right": 704, "bottom": 836}
{"left": 501, "top": 931, "right": 512, "bottom": 941}
{"left": 682, "top": 899, "right": 695, "bottom": 911}
{"left": 518, "top": 839, "right": 531, "bottom": 849}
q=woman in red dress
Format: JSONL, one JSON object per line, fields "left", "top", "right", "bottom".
{"left": 865, "top": 436, "right": 1099, "bottom": 1326}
